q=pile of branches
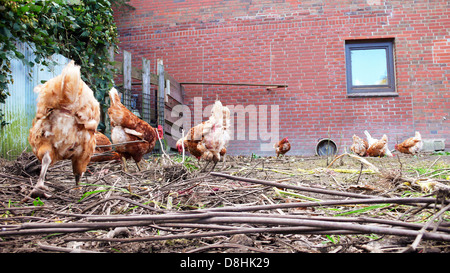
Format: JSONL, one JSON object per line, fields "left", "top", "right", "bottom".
{"left": 0, "top": 152, "right": 449, "bottom": 253}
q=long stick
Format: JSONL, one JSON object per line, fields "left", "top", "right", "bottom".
{"left": 194, "top": 216, "right": 450, "bottom": 241}
{"left": 62, "top": 216, "right": 450, "bottom": 243}
{"left": 63, "top": 226, "right": 342, "bottom": 243}
{"left": 179, "top": 82, "right": 288, "bottom": 88}
{"left": 95, "top": 140, "right": 147, "bottom": 148}
{"left": 210, "top": 172, "right": 376, "bottom": 199}
{"left": 201, "top": 196, "right": 444, "bottom": 212}
{"left": 4, "top": 206, "right": 449, "bottom": 242}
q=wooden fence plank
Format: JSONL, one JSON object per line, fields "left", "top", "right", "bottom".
{"left": 157, "top": 59, "right": 165, "bottom": 128}
{"left": 123, "top": 51, "right": 132, "bottom": 109}
{"left": 113, "top": 52, "right": 185, "bottom": 151}
{"left": 165, "top": 93, "right": 182, "bottom": 109}
{"left": 114, "top": 61, "right": 159, "bottom": 85}
{"left": 142, "top": 58, "right": 151, "bottom": 123}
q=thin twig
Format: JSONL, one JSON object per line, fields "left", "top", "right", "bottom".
{"left": 327, "top": 152, "right": 380, "bottom": 173}
{"left": 186, "top": 242, "right": 274, "bottom": 253}
{"left": 62, "top": 215, "right": 450, "bottom": 243}
{"left": 402, "top": 203, "right": 450, "bottom": 252}
{"left": 96, "top": 140, "right": 147, "bottom": 148}
{"left": 180, "top": 129, "right": 185, "bottom": 164}
{"left": 356, "top": 163, "right": 364, "bottom": 184}
{"left": 156, "top": 126, "right": 175, "bottom": 166}
{"left": 201, "top": 196, "right": 446, "bottom": 212}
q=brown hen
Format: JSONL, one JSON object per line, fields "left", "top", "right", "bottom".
{"left": 274, "top": 137, "right": 291, "bottom": 158}
{"left": 28, "top": 61, "right": 100, "bottom": 198}
{"left": 108, "top": 88, "right": 163, "bottom": 172}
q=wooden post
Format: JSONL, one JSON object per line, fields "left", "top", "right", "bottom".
{"left": 123, "top": 50, "right": 132, "bottom": 109}
{"left": 142, "top": 58, "right": 151, "bottom": 123}
{"left": 165, "top": 79, "right": 171, "bottom": 103}
{"left": 157, "top": 59, "right": 165, "bottom": 130}
{"left": 104, "top": 46, "right": 115, "bottom": 135}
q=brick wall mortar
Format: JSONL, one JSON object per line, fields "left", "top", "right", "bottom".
{"left": 117, "top": 15, "right": 391, "bottom": 42}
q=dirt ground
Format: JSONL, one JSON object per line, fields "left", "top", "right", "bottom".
{"left": 0, "top": 151, "right": 449, "bottom": 253}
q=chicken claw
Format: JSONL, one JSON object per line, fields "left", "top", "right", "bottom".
{"left": 30, "top": 185, "right": 52, "bottom": 199}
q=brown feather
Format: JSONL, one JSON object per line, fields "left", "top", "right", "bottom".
{"left": 366, "top": 135, "right": 388, "bottom": 157}
{"left": 28, "top": 60, "right": 100, "bottom": 196}
{"left": 90, "top": 132, "right": 120, "bottom": 162}
{"left": 108, "top": 88, "right": 159, "bottom": 166}
{"left": 274, "top": 138, "right": 291, "bottom": 157}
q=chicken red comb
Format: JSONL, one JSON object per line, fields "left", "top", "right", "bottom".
{"left": 157, "top": 125, "right": 164, "bottom": 139}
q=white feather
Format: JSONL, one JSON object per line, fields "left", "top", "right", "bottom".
{"left": 364, "top": 130, "right": 377, "bottom": 147}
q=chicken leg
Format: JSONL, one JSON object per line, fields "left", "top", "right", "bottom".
{"left": 219, "top": 154, "right": 228, "bottom": 171}
{"left": 136, "top": 160, "right": 144, "bottom": 172}
{"left": 31, "top": 151, "right": 52, "bottom": 198}
{"left": 209, "top": 161, "right": 218, "bottom": 172}
{"left": 121, "top": 156, "right": 128, "bottom": 172}
{"left": 200, "top": 161, "right": 211, "bottom": 172}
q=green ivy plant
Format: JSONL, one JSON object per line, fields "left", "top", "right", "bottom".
{"left": 0, "top": 0, "right": 121, "bottom": 128}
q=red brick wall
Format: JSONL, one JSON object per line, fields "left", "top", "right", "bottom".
{"left": 113, "top": 0, "right": 449, "bottom": 155}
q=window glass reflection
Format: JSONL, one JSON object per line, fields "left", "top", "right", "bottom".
{"left": 351, "top": 49, "right": 388, "bottom": 86}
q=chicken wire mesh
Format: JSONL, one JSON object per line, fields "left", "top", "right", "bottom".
{"left": 141, "top": 91, "right": 153, "bottom": 125}
{"left": 114, "top": 86, "right": 158, "bottom": 126}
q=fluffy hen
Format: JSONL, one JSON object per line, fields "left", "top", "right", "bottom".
{"left": 274, "top": 137, "right": 291, "bottom": 158}
{"left": 364, "top": 130, "right": 393, "bottom": 157}
{"left": 350, "top": 134, "right": 369, "bottom": 156}
{"left": 28, "top": 60, "right": 100, "bottom": 198}
{"left": 176, "top": 100, "right": 230, "bottom": 171}
{"left": 108, "top": 88, "right": 163, "bottom": 171}
{"left": 395, "top": 131, "right": 423, "bottom": 155}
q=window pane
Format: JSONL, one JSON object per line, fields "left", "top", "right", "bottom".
{"left": 351, "top": 49, "right": 388, "bottom": 86}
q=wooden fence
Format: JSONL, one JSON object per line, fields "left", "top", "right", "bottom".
{"left": 0, "top": 48, "right": 184, "bottom": 160}
{"left": 113, "top": 50, "right": 185, "bottom": 151}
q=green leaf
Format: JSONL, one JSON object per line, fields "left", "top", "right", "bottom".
{"left": 29, "top": 4, "right": 43, "bottom": 13}
{"left": 19, "top": 6, "right": 30, "bottom": 13}
{"left": 0, "top": 0, "right": 118, "bottom": 125}
{"left": 14, "top": 51, "right": 25, "bottom": 60}
{"left": 334, "top": 204, "right": 391, "bottom": 216}
{"left": 0, "top": 27, "right": 12, "bottom": 37}
{"left": 80, "top": 30, "right": 90, "bottom": 37}
{"left": 33, "top": 197, "right": 45, "bottom": 206}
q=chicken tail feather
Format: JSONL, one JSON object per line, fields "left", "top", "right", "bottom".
{"left": 210, "top": 100, "right": 224, "bottom": 123}
{"left": 415, "top": 131, "right": 422, "bottom": 140}
{"left": 109, "top": 88, "right": 121, "bottom": 107}
{"left": 60, "top": 60, "right": 81, "bottom": 103}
